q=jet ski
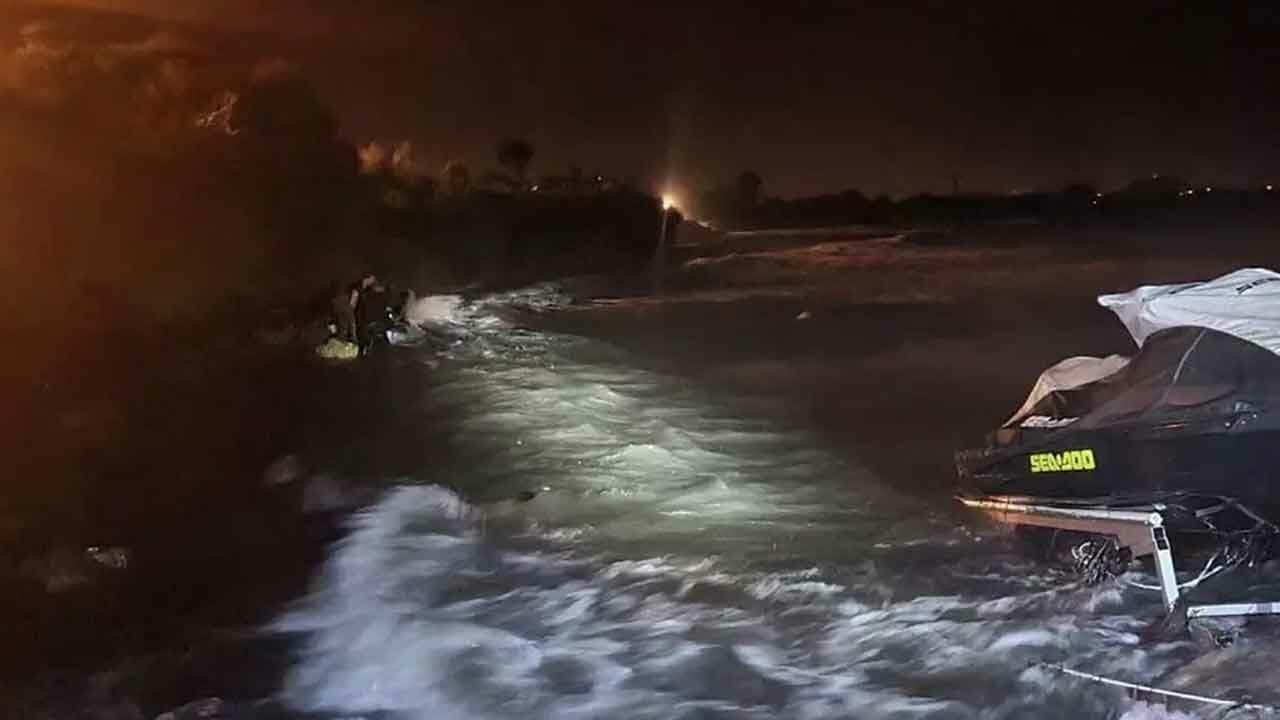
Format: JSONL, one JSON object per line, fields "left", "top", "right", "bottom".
{"left": 957, "top": 268, "right": 1280, "bottom": 552}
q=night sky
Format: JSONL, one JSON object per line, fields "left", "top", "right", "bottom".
{"left": 6, "top": 0, "right": 1279, "bottom": 197}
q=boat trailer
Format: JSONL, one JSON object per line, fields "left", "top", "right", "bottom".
{"left": 960, "top": 494, "right": 1280, "bottom": 620}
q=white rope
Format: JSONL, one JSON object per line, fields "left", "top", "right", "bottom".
{"left": 1126, "top": 548, "right": 1230, "bottom": 592}
{"left": 1036, "top": 662, "right": 1279, "bottom": 713}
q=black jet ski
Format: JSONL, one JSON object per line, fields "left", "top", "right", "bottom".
{"left": 958, "top": 269, "right": 1280, "bottom": 548}
{"left": 957, "top": 326, "right": 1280, "bottom": 533}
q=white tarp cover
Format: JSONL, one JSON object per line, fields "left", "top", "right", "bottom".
{"left": 1005, "top": 354, "right": 1131, "bottom": 427}
{"left": 1098, "top": 268, "right": 1280, "bottom": 355}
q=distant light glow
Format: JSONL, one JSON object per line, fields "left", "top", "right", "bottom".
{"left": 661, "top": 194, "right": 677, "bottom": 210}
{"left": 1268, "top": 184, "right": 1274, "bottom": 191}
{"left": 1205, "top": 186, "right": 1213, "bottom": 192}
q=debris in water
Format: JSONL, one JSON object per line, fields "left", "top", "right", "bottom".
{"left": 263, "top": 454, "right": 306, "bottom": 486}
{"left": 315, "top": 338, "right": 359, "bottom": 360}
{"left": 85, "top": 546, "right": 130, "bottom": 570}
{"left": 155, "top": 697, "right": 225, "bottom": 720}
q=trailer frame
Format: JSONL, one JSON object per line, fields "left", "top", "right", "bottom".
{"left": 960, "top": 494, "right": 1280, "bottom": 619}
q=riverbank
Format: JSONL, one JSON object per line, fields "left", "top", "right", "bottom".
{"left": 0, "top": 230, "right": 662, "bottom": 719}
{"left": 0, "top": 311, "right": 365, "bottom": 718}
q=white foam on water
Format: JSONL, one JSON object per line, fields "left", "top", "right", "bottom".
{"left": 404, "top": 293, "right": 464, "bottom": 327}
{"left": 274, "top": 285, "right": 1263, "bottom": 719}
{"left": 1119, "top": 702, "right": 1200, "bottom": 720}
{"left": 274, "top": 483, "right": 1222, "bottom": 719}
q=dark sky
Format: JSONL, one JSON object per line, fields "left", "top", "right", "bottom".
{"left": 10, "top": 0, "right": 1280, "bottom": 197}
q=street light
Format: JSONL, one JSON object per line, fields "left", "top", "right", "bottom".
{"left": 653, "top": 193, "right": 678, "bottom": 293}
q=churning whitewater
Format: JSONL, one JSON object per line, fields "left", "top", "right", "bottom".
{"left": 270, "top": 286, "right": 1258, "bottom": 720}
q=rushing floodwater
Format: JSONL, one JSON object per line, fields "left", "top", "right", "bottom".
{"left": 270, "top": 284, "right": 1279, "bottom": 720}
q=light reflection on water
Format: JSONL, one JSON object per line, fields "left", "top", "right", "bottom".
{"left": 272, "top": 286, "right": 1261, "bottom": 720}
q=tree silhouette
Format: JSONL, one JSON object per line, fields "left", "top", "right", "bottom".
{"left": 497, "top": 138, "right": 535, "bottom": 184}
{"left": 231, "top": 72, "right": 336, "bottom": 144}
{"left": 442, "top": 160, "right": 471, "bottom": 195}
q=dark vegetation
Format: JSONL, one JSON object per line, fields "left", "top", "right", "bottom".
{"left": 690, "top": 171, "right": 1280, "bottom": 232}
{"left": 0, "top": 38, "right": 665, "bottom": 347}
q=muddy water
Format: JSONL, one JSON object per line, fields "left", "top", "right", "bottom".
{"left": 272, "top": 272, "right": 1280, "bottom": 719}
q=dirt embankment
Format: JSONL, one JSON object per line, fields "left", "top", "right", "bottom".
{"left": 0, "top": 311, "right": 357, "bottom": 718}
